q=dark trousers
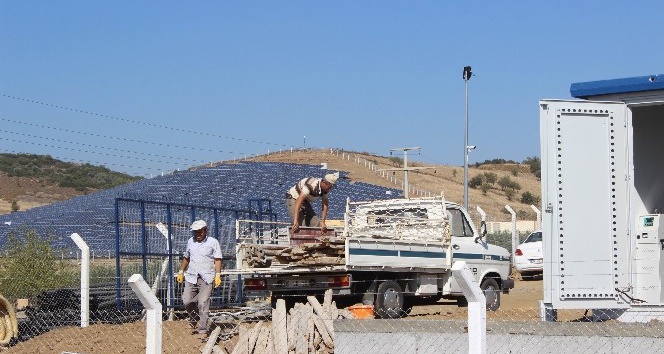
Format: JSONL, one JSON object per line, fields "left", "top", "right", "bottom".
{"left": 285, "top": 198, "right": 320, "bottom": 226}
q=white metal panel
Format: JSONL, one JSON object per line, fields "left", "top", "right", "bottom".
{"left": 540, "top": 100, "right": 630, "bottom": 309}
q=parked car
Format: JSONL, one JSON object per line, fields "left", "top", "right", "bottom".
{"left": 514, "top": 230, "right": 542, "bottom": 276}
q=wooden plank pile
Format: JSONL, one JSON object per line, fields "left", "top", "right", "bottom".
{"left": 242, "top": 237, "right": 346, "bottom": 268}
{"left": 203, "top": 291, "right": 356, "bottom": 354}
{"left": 273, "top": 237, "right": 345, "bottom": 266}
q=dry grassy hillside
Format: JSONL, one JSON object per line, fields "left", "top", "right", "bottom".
{"left": 248, "top": 149, "right": 541, "bottom": 222}
{"left": 0, "top": 172, "right": 88, "bottom": 214}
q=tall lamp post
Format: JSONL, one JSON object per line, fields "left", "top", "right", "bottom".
{"left": 463, "top": 66, "right": 473, "bottom": 210}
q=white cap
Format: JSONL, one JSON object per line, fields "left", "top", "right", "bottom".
{"left": 324, "top": 172, "right": 339, "bottom": 185}
{"left": 190, "top": 220, "right": 208, "bottom": 231}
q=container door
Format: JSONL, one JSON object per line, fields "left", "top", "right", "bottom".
{"left": 540, "top": 100, "right": 630, "bottom": 309}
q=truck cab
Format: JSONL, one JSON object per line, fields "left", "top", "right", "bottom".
{"left": 346, "top": 197, "right": 513, "bottom": 316}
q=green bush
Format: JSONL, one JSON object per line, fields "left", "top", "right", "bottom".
{"left": 10, "top": 200, "right": 19, "bottom": 212}
{"left": 523, "top": 156, "right": 541, "bottom": 179}
{"left": 521, "top": 191, "right": 539, "bottom": 205}
{"left": 480, "top": 183, "right": 491, "bottom": 196}
{"left": 0, "top": 229, "right": 77, "bottom": 301}
{"left": 469, "top": 175, "right": 484, "bottom": 188}
{"left": 483, "top": 172, "right": 498, "bottom": 185}
{"left": 486, "top": 230, "right": 532, "bottom": 251}
{"left": 388, "top": 156, "right": 403, "bottom": 167}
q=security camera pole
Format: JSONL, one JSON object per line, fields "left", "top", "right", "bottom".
{"left": 463, "top": 66, "right": 473, "bottom": 210}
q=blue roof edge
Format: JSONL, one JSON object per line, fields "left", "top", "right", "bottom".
{"left": 570, "top": 74, "right": 664, "bottom": 99}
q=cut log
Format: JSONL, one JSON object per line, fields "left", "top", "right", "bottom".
{"left": 311, "top": 315, "right": 334, "bottom": 348}
{"left": 254, "top": 323, "right": 270, "bottom": 354}
{"left": 202, "top": 326, "right": 222, "bottom": 354}
{"left": 231, "top": 324, "right": 251, "bottom": 354}
{"left": 212, "top": 344, "right": 229, "bottom": 354}
{"left": 306, "top": 296, "right": 326, "bottom": 319}
{"left": 247, "top": 321, "right": 264, "bottom": 354}
{"left": 271, "top": 299, "right": 288, "bottom": 354}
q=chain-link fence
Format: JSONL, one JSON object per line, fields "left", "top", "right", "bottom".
{"left": 3, "top": 270, "right": 664, "bottom": 353}
{"left": 2, "top": 194, "right": 664, "bottom": 353}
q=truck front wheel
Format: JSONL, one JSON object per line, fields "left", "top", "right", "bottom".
{"left": 480, "top": 278, "right": 500, "bottom": 311}
{"left": 374, "top": 280, "right": 405, "bottom": 319}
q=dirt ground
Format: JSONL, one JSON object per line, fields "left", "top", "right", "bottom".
{"left": 5, "top": 276, "right": 573, "bottom": 354}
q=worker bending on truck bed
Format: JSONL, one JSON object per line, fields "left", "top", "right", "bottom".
{"left": 176, "top": 219, "right": 223, "bottom": 341}
{"left": 286, "top": 172, "right": 338, "bottom": 233}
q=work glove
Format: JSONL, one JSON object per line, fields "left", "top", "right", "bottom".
{"left": 176, "top": 270, "right": 184, "bottom": 284}
{"left": 214, "top": 273, "right": 222, "bottom": 288}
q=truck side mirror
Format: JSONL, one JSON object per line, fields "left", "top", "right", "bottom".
{"left": 475, "top": 221, "right": 487, "bottom": 243}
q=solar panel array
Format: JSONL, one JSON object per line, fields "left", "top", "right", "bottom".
{"left": 0, "top": 161, "right": 402, "bottom": 254}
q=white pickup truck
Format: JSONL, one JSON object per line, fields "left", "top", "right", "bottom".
{"left": 230, "top": 195, "right": 513, "bottom": 318}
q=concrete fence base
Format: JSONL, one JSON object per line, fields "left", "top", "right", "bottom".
{"left": 333, "top": 320, "right": 664, "bottom": 354}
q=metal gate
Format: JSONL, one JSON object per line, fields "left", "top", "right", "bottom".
{"left": 114, "top": 197, "right": 277, "bottom": 310}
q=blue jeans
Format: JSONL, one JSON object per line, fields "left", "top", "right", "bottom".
{"left": 182, "top": 277, "right": 213, "bottom": 333}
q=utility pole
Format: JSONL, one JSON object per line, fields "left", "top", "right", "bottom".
{"left": 379, "top": 147, "right": 434, "bottom": 198}
{"left": 463, "top": 66, "right": 474, "bottom": 210}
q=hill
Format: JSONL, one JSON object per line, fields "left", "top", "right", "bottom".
{"left": 0, "top": 150, "right": 541, "bottom": 221}
{"left": 246, "top": 149, "right": 541, "bottom": 221}
{"left": 0, "top": 153, "right": 142, "bottom": 214}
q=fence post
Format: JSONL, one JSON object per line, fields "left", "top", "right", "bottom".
{"left": 128, "top": 274, "right": 162, "bottom": 354}
{"left": 452, "top": 261, "right": 487, "bottom": 354}
{"left": 70, "top": 233, "right": 89, "bottom": 328}
{"left": 504, "top": 205, "right": 517, "bottom": 256}
{"left": 155, "top": 223, "right": 174, "bottom": 320}
{"left": 530, "top": 204, "right": 541, "bottom": 230}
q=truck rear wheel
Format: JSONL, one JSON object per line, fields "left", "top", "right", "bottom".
{"left": 374, "top": 280, "right": 405, "bottom": 319}
{"left": 480, "top": 278, "right": 500, "bottom": 311}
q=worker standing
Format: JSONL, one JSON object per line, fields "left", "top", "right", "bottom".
{"left": 285, "top": 172, "right": 339, "bottom": 234}
{"left": 176, "top": 219, "right": 223, "bottom": 341}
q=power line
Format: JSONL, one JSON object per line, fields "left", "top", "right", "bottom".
{"left": 0, "top": 137, "right": 185, "bottom": 166}
{"left": 0, "top": 129, "right": 209, "bottom": 164}
{"left": 0, "top": 117, "right": 243, "bottom": 155}
{"left": 0, "top": 148, "right": 155, "bottom": 174}
{"left": 0, "top": 93, "right": 290, "bottom": 148}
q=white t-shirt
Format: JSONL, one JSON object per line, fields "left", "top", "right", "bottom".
{"left": 183, "top": 236, "right": 223, "bottom": 285}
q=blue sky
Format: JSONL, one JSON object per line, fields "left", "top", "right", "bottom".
{"left": 1, "top": 2, "right": 662, "bottom": 177}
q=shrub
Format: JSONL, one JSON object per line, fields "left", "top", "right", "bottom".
{"left": 388, "top": 156, "right": 403, "bottom": 167}
{"left": 469, "top": 175, "right": 484, "bottom": 189}
{"left": 505, "top": 189, "right": 516, "bottom": 201}
{"left": 0, "top": 229, "right": 77, "bottom": 301}
{"left": 523, "top": 156, "right": 541, "bottom": 178}
{"left": 483, "top": 172, "right": 498, "bottom": 185}
{"left": 521, "top": 191, "right": 539, "bottom": 205}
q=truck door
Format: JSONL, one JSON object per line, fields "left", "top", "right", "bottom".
{"left": 540, "top": 100, "right": 630, "bottom": 309}
{"left": 447, "top": 207, "right": 486, "bottom": 278}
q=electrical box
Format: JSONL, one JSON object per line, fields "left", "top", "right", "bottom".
{"left": 540, "top": 100, "right": 630, "bottom": 309}
{"left": 634, "top": 214, "right": 664, "bottom": 303}
{"left": 540, "top": 73, "right": 664, "bottom": 317}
